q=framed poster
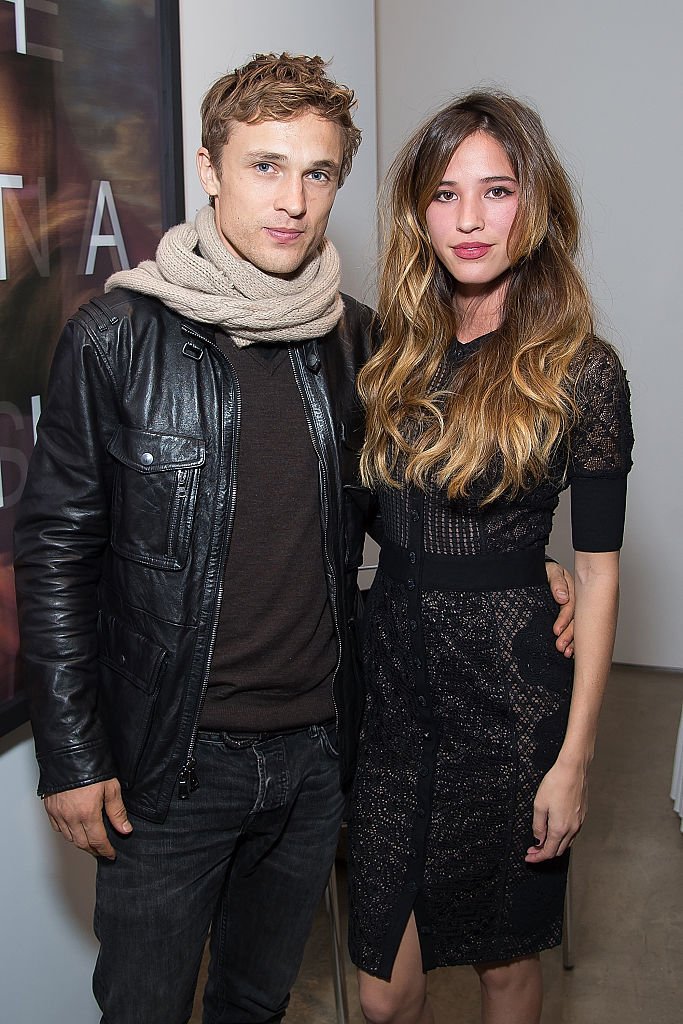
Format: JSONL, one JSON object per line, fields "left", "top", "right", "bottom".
{"left": 0, "top": 0, "right": 184, "bottom": 736}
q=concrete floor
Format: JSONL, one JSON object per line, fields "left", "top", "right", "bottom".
{"left": 192, "top": 665, "right": 683, "bottom": 1023}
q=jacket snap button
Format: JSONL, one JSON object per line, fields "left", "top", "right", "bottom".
{"left": 141, "top": 452, "right": 154, "bottom": 465}
{"left": 407, "top": 579, "right": 416, "bottom": 590}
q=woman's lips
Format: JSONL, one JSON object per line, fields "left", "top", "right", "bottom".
{"left": 452, "top": 243, "right": 492, "bottom": 260}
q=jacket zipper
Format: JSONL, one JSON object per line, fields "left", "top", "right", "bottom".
{"left": 178, "top": 340, "right": 241, "bottom": 798}
{"left": 289, "top": 348, "right": 343, "bottom": 732}
{"left": 167, "top": 469, "right": 189, "bottom": 558}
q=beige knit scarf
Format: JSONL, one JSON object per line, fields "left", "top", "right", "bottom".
{"left": 105, "top": 204, "right": 343, "bottom": 346}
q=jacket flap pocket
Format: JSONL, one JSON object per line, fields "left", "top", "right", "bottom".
{"left": 107, "top": 426, "right": 205, "bottom": 473}
{"left": 98, "top": 614, "right": 167, "bottom": 694}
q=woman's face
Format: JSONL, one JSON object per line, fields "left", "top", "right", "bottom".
{"left": 425, "top": 131, "right": 519, "bottom": 300}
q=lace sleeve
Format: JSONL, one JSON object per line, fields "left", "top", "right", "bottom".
{"left": 569, "top": 341, "right": 634, "bottom": 478}
{"left": 569, "top": 341, "right": 634, "bottom": 551}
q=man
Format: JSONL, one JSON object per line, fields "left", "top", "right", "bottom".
{"left": 14, "top": 53, "right": 574, "bottom": 1024}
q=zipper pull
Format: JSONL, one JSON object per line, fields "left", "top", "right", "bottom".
{"left": 178, "top": 757, "right": 199, "bottom": 799}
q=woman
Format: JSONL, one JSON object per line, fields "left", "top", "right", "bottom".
{"left": 349, "top": 91, "right": 633, "bottom": 1024}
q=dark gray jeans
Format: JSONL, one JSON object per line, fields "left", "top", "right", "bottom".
{"left": 93, "top": 723, "right": 344, "bottom": 1024}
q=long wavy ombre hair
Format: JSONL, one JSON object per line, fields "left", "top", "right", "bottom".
{"left": 359, "top": 91, "right": 598, "bottom": 504}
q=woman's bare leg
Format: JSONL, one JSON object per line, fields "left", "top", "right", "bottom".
{"left": 357, "top": 913, "right": 435, "bottom": 1024}
{"left": 474, "top": 954, "right": 542, "bottom": 1024}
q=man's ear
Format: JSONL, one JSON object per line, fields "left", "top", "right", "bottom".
{"left": 196, "top": 147, "right": 220, "bottom": 198}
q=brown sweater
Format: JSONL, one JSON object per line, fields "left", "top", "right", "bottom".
{"left": 198, "top": 333, "right": 336, "bottom": 732}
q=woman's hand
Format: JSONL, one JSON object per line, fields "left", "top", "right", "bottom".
{"left": 525, "top": 759, "right": 587, "bottom": 863}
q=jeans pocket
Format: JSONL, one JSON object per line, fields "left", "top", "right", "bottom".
{"left": 318, "top": 722, "right": 340, "bottom": 760}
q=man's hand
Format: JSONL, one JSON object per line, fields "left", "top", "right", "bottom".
{"left": 545, "top": 561, "right": 575, "bottom": 657}
{"left": 44, "top": 779, "right": 132, "bottom": 860}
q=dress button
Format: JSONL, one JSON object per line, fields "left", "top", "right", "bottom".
{"left": 140, "top": 451, "right": 154, "bottom": 465}
{"left": 409, "top": 619, "right": 417, "bottom": 632}
{"left": 419, "top": 765, "right": 429, "bottom": 778}
{"left": 407, "top": 579, "right": 416, "bottom": 591}
{"left": 420, "top": 924, "right": 432, "bottom": 935}
{"left": 411, "top": 510, "right": 420, "bottom": 522}
{"left": 409, "top": 551, "right": 417, "bottom": 564}
{"left": 423, "top": 730, "right": 432, "bottom": 741}
{"left": 414, "top": 657, "right": 422, "bottom": 670}
{"left": 417, "top": 695, "right": 426, "bottom": 707}
{"left": 409, "top": 847, "right": 417, "bottom": 859}
{"left": 407, "top": 881, "right": 418, "bottom": 892}
{"left": 417, "top": 805, "right": 426, "bottom": 818}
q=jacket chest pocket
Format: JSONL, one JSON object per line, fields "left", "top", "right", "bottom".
{"left": 107, "top": 426, "right": 205, "bottom": 570}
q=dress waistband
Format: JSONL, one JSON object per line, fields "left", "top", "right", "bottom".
{"left": 378, "top": 540, "right": 547, "bottom": 592}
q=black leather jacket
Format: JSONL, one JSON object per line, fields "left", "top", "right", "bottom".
{"left": 14, "top": 288, "right": 378, "bottom": 821}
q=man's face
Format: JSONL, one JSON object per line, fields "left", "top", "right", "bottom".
{"left": 196, "top": 111, "right": 344, "bottom": 277}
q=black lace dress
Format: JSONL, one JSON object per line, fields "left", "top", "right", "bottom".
{"left": 348, "top": 335, "right": 633, "bottom": 979}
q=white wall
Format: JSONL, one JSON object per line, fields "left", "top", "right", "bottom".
{"left": 376, "top": 0, "right": 683, "bottom": 669}
{"left": 179, "top": 0, "right": 378, "bottom": 303}
{"left": 0, "top": 725, "right": 99, "bottom": 1023}
{"left": 0, "top": 5, "right": 378, "bottom": 1024}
